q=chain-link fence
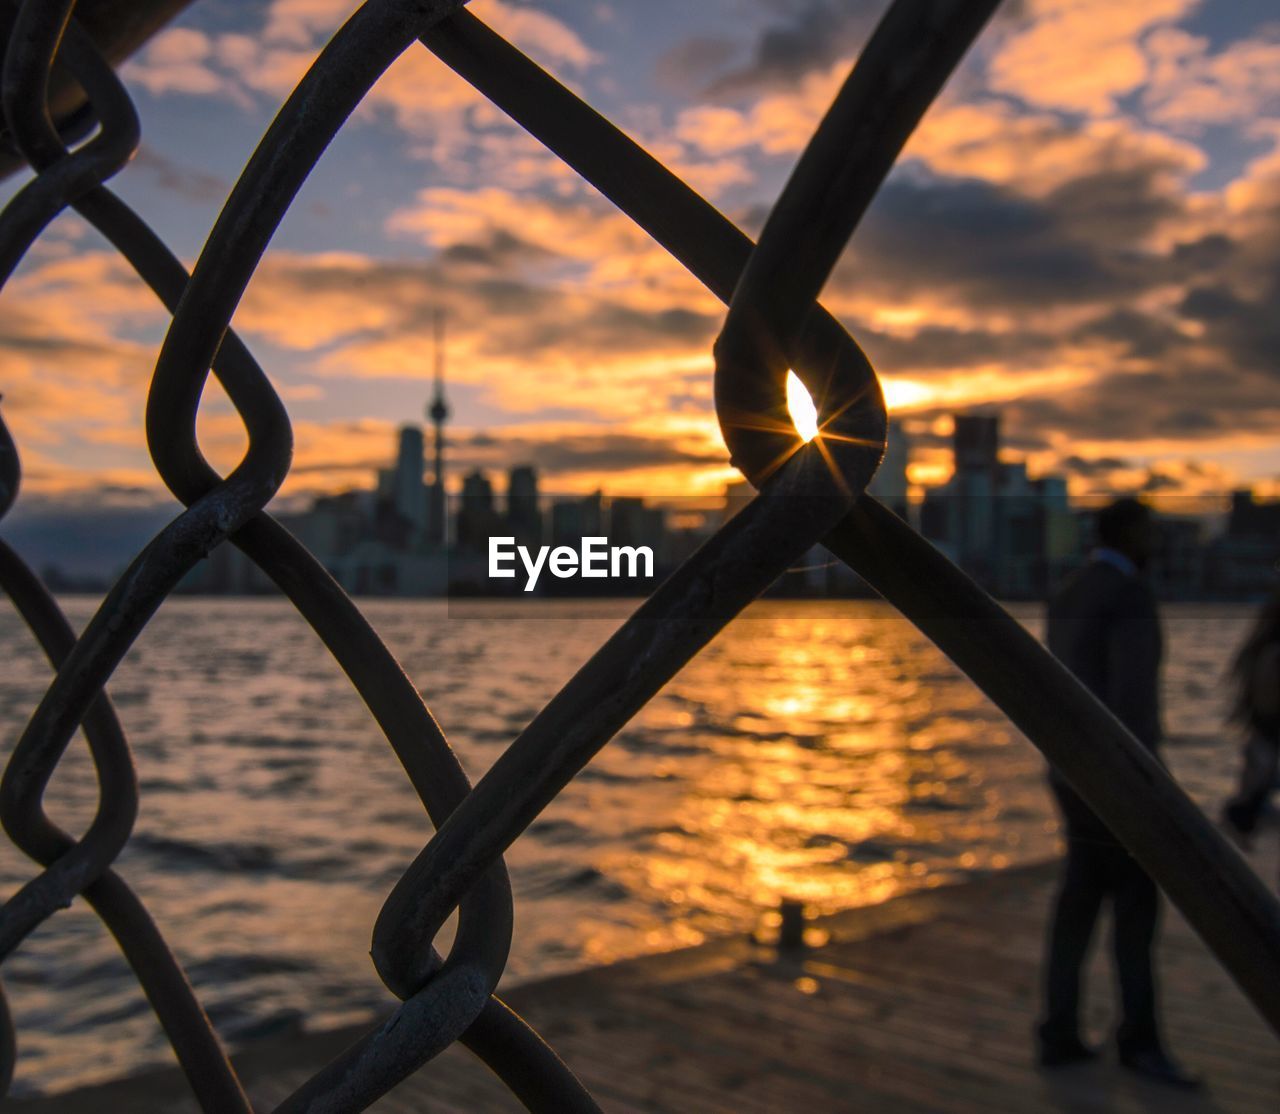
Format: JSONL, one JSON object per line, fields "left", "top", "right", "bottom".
{"left": 0, "top": 0, "right": 1277, "bottom": 1110}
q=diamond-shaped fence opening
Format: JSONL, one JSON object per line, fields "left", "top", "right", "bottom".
{"left": 0, "top": 1, "right": 1277, "bottom": 1110}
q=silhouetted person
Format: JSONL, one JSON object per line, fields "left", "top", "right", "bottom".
{"left": 1037, "top": 498, "right": 1200, "bottom": 1089}
{"left": 1222, "top": 586, "right": 1280, "bottom": 847}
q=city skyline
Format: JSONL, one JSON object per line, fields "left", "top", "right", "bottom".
{"left": 171, "top": 403, "right": 1280, "bottom": 600}
{"left": 9, "top": 367, "right": 1278, "bottom": 590}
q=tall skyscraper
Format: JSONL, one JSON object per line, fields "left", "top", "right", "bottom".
{"left": 953, "top": 413, "right": 1000, "bottom": 481}
{"left": 390, "top": 424, "right": 425, "bottom": 530}
{"left": 427, "top": 309, "right": 450, "bottom": 547}
{"left": 921, "top": 410, "right": 1074, "bottom": 597}
{"left": 507, "top": 465, "right": 541, "bottom": 549}
{"left": 867, "top": 420, "right": 910, "bottom": 520}
{"left": 456, "top": 469, "right": 497, "bottom": 551}
{"left": 551, "top": 492, "right": 604, "bottom": 548}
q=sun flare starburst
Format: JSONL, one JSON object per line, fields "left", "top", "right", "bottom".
{"left": 786, "top": 371, "right": 819, "bottom": 443}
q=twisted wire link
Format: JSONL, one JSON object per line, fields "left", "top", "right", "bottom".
{"left": 0, "top": 0, "right": 137, "bottom": 949}
{"left": 0, "top": 462, "right": 249, "bottom": 1107}
{"left": 0, "top": 0, "right": 1276, "bottom": 1111}
{"left": 421, "top": 0, "right": 1280, "bottom": 1032}
{"left": 0, "top": 1, "right": 593, "bottom": 1109}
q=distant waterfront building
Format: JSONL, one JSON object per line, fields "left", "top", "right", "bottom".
{"left": 921, "top": 413, "right": 1001, "bottom": 583}
{"left": 1206, "top": 490, "right": 1280, "bottom": 597}
{"left": 920, "top": 412, "right": 1074, "bottom": 597}
{"left": 288, "top": 491, "right": 370, "bottom": 558}
{"left": 427, "top": 310, "right": 450, "bottom": 547}
{"left": 378, "top": 424, "right": 427, "bottom": 537}
{"left": 1226, "top": 489, "right": 1280, "bottom": 537}
{"left": 457, "top": 469, "right": 498, "bottom": 552}
{"left": 954, "top": 413, "right": 1000, "bottom": 479}
{"left": 867, "top": 420, "right": 910, "bottom": 521}
{"left": 992, "top": 461, "right": 1074, "bottom": 597}
{"left": 1038, "top": 475, "right": 1079, "bottom": 588}
{"left": 609, "top": 496, "right": 665, "bottom": 556}
{"left": 551, "top": 492, "right": 604, "bottom": 548}
{"left": 185, "top": 533, "right": 269, "bottom": 594}
{"left": 1150, "top": 514, "right": 1206, "bottom": 599}
{"left": 507, "top": 464, "right": 542, "bottom": 550}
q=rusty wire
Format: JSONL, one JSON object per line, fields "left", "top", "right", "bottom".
{"left": 0, "top": 0, "right": 1277, "bottom": 1110}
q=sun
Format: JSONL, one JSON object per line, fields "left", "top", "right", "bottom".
{"left": 786, "top": 370, "right": 819, "bottom": 443}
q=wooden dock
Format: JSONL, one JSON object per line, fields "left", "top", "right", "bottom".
{"left": 12, "top": 858, "right": 1279, "bottom": 1112}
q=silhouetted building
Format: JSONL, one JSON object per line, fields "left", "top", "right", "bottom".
{"left": 1206, "top": 490, "right": 1280, "bottom": 597}
{"left": 551, "top": 492, "right": 604, "bottom": 548}
{"left": 954, "top": 413, "right": 1000, "bottom": 480}
{"left": 867, "top": 421, "right": 910, "bottom": 521}
{"left": 507, "top": 464, "right": 542, "bottom": 550}
{"left": 182, "top": 534, "right": 266, "bottom": 594}
{"left": 1150, "top": 515, "right": 1206, "bottom": 599}
{"left": 1228, "top": 489, "right": 1280, "bottom": 537}
{"left": 375, "top": 424, "right": 427, "bottom": 541}
{"left": 288, "top": 491, "right": 369, "bottom": 558}
{"left": 456, "top": 469, "right": 498, "bottom": 552}
{"left": 924, "top": 414, "right": 1001, "bottom": 584}
{"left": 609, "top": 496, "right": 665, "bottom": 553}
{"left": 921, "top": 412, "right": 1073, "bottom": 597}
{"left": 1039, "top": 476, "right": 1080, "bottom": 588}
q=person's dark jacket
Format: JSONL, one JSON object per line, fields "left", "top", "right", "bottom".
{"left": 1046, "top": 559, "right": 1163, "bottom": 839}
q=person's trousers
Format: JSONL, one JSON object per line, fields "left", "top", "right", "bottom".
{"left": 1039, "top": 834, "right": 1161, "bottom": 1053}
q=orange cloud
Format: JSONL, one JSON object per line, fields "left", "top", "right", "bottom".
{"left": 385, "top": 185, "right": 716, "bottom": 309}
{"left": 672, "top": 60, "right": 847, "bottom": 158}
{"left": 988, "top": 0, "right": 1198, "bottom": 116}
{"left": 1144, "top": 27, "right": 1280, "bottom": 132}
{"left": 120, "top": 27, "right": 231, "bottom": 99}
{"left": 122, "top": 0, "right": 598, "bottom": 164}
{"left": 906, "top": 100, "right": 1204, "bottom": 204}
{"left": 14, "top": 0, "right": 1280, "bottom": 508}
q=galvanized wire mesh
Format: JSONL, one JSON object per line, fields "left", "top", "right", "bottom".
{"left": 0, "top": 0, "right": 1277, "bottom": 1110}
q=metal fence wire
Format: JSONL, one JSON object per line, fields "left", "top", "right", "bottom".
{"left": 0, "top": 0, "right": 1277, "bottom": 1109}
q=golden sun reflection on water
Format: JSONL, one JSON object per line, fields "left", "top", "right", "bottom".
{"left": 578, "top": 605, "right": 1046, "bottom": 966}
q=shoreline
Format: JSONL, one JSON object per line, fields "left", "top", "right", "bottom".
{"left": 10, "top": 852, "right": 1278, "bottom": 1111}
{"left": 9, "top": 860, "right": 1000, "bottom": 1108}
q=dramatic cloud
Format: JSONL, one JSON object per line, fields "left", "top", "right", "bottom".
{"left": 4, "top": 0, "right": 1280, "bottom": 513}
{"left": 698, "top": 1, "right": 881, "bottom": 100}
{"left": 124, "top": 0, "right": 598, "bottom": 152}
{"left": 120, "top": 27, "right": 232, "bottom": 100}
{"left": 232, "top": 241, "right": 722, "bottom": 419}
{"left": 988, "top": 0, "right": 1200, "bottom": 116}
{"left": 1143, "top": 26, "right": 1280, "bottom": 132}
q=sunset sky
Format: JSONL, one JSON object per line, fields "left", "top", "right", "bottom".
{"left": 2, "top": 0, "right": 1279, "bottom": 534}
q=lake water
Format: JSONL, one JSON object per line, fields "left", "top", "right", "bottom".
{"left": 0, "top": 597, "right": 1256, "bottom": 1095}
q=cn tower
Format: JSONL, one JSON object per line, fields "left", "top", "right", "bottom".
{"left": 428, "top": 309, "right": 449, "bottom": 547}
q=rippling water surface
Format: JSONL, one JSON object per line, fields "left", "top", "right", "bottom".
{"left": 0, "top": 597, "right": 1253, "bottom": 1094}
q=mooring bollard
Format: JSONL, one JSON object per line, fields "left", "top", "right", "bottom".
{"left": 778, "top": 899, "right": 807, "bottom": 953}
